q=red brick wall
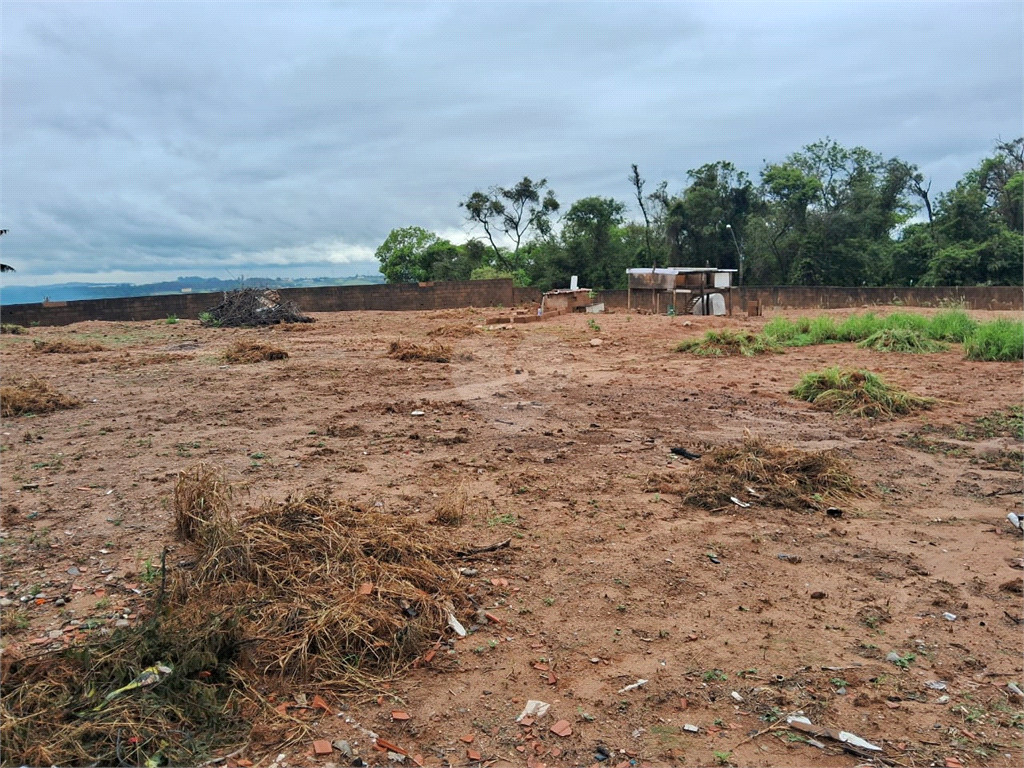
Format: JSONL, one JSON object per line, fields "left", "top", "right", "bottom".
{"left": 1, "top": 281, "right": 1019, "bottom": 327}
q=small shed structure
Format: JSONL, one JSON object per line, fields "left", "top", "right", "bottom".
{"left": 626, "top": 267, "right": 737, "bottom": 315}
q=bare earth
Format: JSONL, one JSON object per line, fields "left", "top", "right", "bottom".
{"left": 1, "top": 307, "right": 1022, "bottom": 768}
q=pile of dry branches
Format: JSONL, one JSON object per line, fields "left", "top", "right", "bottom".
{"left": 201, "top": 289, "right": 314, "bottom": 327}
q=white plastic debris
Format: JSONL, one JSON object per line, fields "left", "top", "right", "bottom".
{"left": 730, "top": 691, "right": 744, "bottom": 702}
{"left": 729, "top": 496, "right": 751, "bottom": 508}
{"left": 447, "top": 612, "right": 467, "bottom": 637}
{"left": 516, "top": 700, "right": 551, "bottom": 722}
{"left": 618, "top": 679, "right": 649, "bottom": 693}
{"left": 937, "top": 695, "right": 950, "bottom": 704}
{"left": 411, "top": 410, "right": 425, "bottom": 416}
{"left": 787, "top": 715, "right": 812, "bottom": 726}
{"left": 838, "top": 731, "right": 881, "bottom": 752}
{"left": 925, "top": 680, "right": 947, "bottom": 690}
{"left": 1007, "top": 682, "right": 1024, "bottom": 701}
{"left": 683, "top": 723, "right": 699, "bottom": 733}
{"left": 942, "top": 612, "right": 957, "bottom": 621}
{"left": 1008, "top": 512, "right": 1022, "bottom": 531}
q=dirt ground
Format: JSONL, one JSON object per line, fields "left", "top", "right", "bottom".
{"left": 1, "top": 305, "right": 1022, "bottom": 768}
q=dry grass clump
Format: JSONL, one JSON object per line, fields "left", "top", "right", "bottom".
{"left": 172, "top": 469, "right": 470, "bottom": 683}
{"left": 32, "top": 339, "right": 106, "bottom": 353}
{"left": 0, "top": 601, "right": 250, "bottom": 768}
{"left": 680, "top": 435, "right": 864, "bottom": 512}
{"left": 223, "top": 340, "right": 289, "bottom": 364}
{"left": 431, "top": 484, "right": 468, "bottom": 526}
{"left": 0, "top": 323, "right": 26, "bottom": 334}
{"left": 0, "top": 468, "right": 475, "bottom": 767}
{"left": 387, "top": 340, "right": 452, "bottom": 363}
{"left": 792, "top": 367, "right": 934, "bottom": 418}
{"left": 428, "top": 324, "right": 481, "bottom": 339}
{"left": 174, "top": 463, "right": 234, "bottom": 543}
{"left": 0, "top": 379, "right": 80, "bottom": 417}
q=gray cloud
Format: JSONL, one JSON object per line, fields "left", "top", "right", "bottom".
{"left": 1, "top": 0, "right": 1021, "bottom": 284}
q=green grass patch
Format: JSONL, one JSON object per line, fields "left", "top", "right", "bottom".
{"left": 792, "top": 367, "right": 934, "bottom": 418}
{"left": 676, "top": 329, "right": 780, "bottom": 356}
{"left": 927, "top": 309, "right": 978, "bottom": 342}
{"left": 857, "top": 328, "right": 949, "bottom": 353}
{"left": 964, "top": 319, "right": 1024, "bottom": 362}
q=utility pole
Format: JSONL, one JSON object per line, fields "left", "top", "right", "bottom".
{"left": 725, "top": 224, "right": 743, "bottom": 286}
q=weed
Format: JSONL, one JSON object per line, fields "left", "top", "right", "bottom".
{"left": 543, "top": 598, "right": 555, "bottom": 606}
{"left": 95, "top": 597, "right": 111, "bottom": 610}
{"left": 928, "top": 309, "right": 978, "bottom": 342}
{"left": 198, "top": 311, "right": 221, "bottom": 327}
{"left": 0, "top": 323, "right": 26, "bottom": 334}
{"left": 702, "top": 669, "right": 728, "bottom": 682}
{"left": 166, "top": 314, "right": 179, "bottom": 325}
{"left": 713, "top": 750, "right": 733, "bottom": 766}
{"left": 964, "top": 318, "right": 1024, "bottom": 361}
{"left": 588, "top": 318, "right": 601, "bottom": 332}
{"left": 891, "top": 652, "right": 916, "bottom": 669}
{"left": 487, "top": 513, "right": 516, "bottom": 527}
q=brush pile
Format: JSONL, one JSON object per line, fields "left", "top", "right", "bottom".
{"left": 0, "top": 464, "right": 472, "bottom": 767}
{"left": 32, "top": 339, "right": 106, "bottom": 353}
{"left": 680, "top": 435, "right": 863, "bottom": 512}
{"left": 201, "top": 289, "right": 314, "bottom": 327}
{"left": 792, "top": 367, "right": 934, "bottom": 418}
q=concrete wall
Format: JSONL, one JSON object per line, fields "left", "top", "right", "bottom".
{"left": 0, "top": 279, "right": 534, "bottom": 327}
{"left": 594, "top": 286, "right": 1022, "bottom": 313}
{"left": 1, "top": 281, "right": 1019, "bottom": 327}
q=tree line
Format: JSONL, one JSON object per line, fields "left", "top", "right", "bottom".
{"left": 375, "top": 137, "right": 1023, "bottom": 290}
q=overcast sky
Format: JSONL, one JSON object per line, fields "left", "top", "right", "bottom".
{"left": 2, "top": 0, "right": 1021, "bottom": 286}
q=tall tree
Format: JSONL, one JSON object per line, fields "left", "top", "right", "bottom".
{"left": 374, "top": 226, "right": 456, "bottom": 284}
{"left": 460, "top": 177, "right": 559, "bottom": 271}
{"left": 629, "top": 165, "right": 655, "bottom": 267}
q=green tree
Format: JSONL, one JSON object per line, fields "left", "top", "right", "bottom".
{"left": 536, "top": 196, "right": 628, "bottom": 290}
{"left": 374, "top": 226, "right": 454, "bottom": 283}
{"left": 460, "top": 177, "right": 559, "bottom": 270}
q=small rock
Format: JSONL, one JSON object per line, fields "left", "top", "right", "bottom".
{"left": 730, "top": 691, "right": 743, "bottom": 702}
{"left": 0, "top": 598, "right": 12, "bottom": 608}
{"left": 332, "top": 741, "right": 353, "bottom": 758}
{"left": 589, "top": 338, "right": 603, "bottom": 346}
{"left": 48, "top": 630, "right": 62, "bottom": 639}
{"left": 885, "top": 651, "right": 902, "bottom": 663}
{"left": 683, "top": 723, "right": 699, "bottom": 733}
{"left": 826, "top": 507, "right": 843, "bottom": 518}
{"left": 115, "top": 619, "right": 131, "bottom": 628}
{"left": 810, "top": 591, "right": 826, "bottom": 599}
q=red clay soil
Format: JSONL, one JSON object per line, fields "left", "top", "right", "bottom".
{"left": 1, "top": 307, "right": 1021, "bottom": 768}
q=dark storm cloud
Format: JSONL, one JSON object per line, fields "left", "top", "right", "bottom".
{"left": 1, "top": 0, "right": 1021, "bottom": 284}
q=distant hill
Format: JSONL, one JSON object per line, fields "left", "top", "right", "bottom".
{"left": 0, "top": 274, "right": 386, "bottom": 305}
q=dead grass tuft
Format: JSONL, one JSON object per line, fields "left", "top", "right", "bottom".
{"left": 174, "top": 463, "right": 234, "bottom": 543}
{"left": 427, "top": 324, "right": 481, "bottom": 339}
{"left": 32, "top": 339, "right": 106, "bottom": 354}
{"left": 680, "top": 435, "right": 864, "bottom": 512}
{"left": 0, "top": 379, "right": 80, "bottom": 417}
{"left": 1, "top": 470, "right": 476, "bottom": 767}
{"left": 223, "top": 340, "right": 289, "bottom": 364}
{"left": 387, "top": 340, "right": 452, "bottom": 363}
{"left": 431, "top": 484, "right": 468, "bottom": 526}
{"left": 1, "top": 323, "right": 26, "bottom": 334}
